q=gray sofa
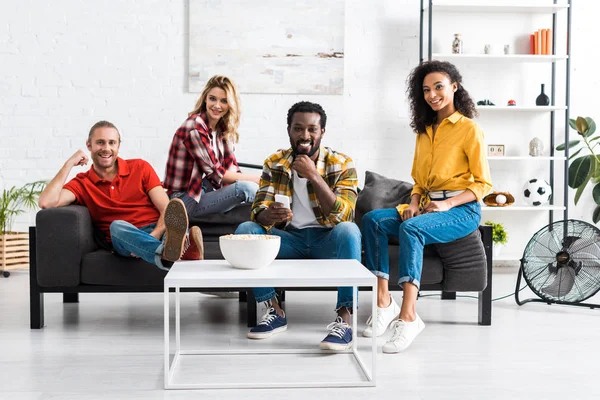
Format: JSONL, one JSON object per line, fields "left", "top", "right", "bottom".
{"left": 29, "top": 171, "right": 492, "bottom": 329}
{"left": 29, "top": 203, "right": 254, "bottom": 329}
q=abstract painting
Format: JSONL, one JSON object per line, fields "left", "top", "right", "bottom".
{"left": 189, "top": 0, "right": 345, "bottom": 95}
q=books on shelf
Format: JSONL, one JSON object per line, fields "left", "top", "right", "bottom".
{"left": 530, "top": 29, "right": 552, "bottom": 55}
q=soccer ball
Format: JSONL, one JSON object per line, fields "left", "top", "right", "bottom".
{"left": 522, "top": 178, "right": 552, "bottom": 206}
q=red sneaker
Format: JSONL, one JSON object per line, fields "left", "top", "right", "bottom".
{"left": 181, "top": 226, "right": 204, "bottom": 260}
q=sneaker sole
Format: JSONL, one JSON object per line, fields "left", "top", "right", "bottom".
{"left": 319, "top": 340, "right": 353, "bottom": 351}
{"left": 247, "top": 325, "right": 287, "bottom": 339}
{"left": 163, "top": 198, "right": 189, "bottom": 262}
{"left": 189, "top": 226, "right": 204, "bottom": 260}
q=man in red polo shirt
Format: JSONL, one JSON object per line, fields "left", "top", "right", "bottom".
{"left": 38, "top": 120, "right": 200, "bottom": 269}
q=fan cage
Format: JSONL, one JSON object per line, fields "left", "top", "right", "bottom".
{"left": 521, "top": 219, "right": 600, "bottom": 303}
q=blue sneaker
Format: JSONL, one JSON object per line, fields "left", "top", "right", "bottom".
{"left": 247, "top": 307, "right": 288, "bottom": 339}
{"left": 319, "top": 316, "right": 353, "bottom": 351}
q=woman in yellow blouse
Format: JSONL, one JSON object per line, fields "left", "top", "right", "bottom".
{"left": 361, "top": 60, "right": 492, "bottom": 353}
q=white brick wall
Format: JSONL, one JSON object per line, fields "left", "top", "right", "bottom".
{"left": 1, "top": 0, "right": 598, "bottom": 256}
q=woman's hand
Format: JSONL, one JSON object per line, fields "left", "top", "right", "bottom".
{"left": 423, "top": 200, "right": 452, "bottom": 213}
{"left": 402, "top": 203, "right": 421, "bottom": 221}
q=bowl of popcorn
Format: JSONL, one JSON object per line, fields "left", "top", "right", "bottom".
{"left": 219, "top": 234, "right": 281, "bottom": 269}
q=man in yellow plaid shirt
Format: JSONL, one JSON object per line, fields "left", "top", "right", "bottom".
{"left": 235, "top": 101, "right": 361, "bottom": 351}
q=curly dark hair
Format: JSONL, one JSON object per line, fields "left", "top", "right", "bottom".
{"left": 406, "top": 60, "right": 477, "bottom": 134}
{"left": 286, "top": 101, "right": 327, "bottom": 129}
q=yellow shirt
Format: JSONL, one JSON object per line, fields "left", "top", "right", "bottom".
{"left": 397, "top": 111, "right": 492, "bottom": 213}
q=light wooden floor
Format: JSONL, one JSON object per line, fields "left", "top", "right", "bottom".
{"left": 1, "top": 267, "right": 599, "bottom": 400}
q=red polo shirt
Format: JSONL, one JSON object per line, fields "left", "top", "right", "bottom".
{"left": 64, "top": 158, "right": 162, "bottom": 241}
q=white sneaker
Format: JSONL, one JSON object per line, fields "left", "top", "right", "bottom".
{"left": 382, "top": 314, "right": 425, "bottom": 353}
{"left": 362, "top": 295, "right": 401, "bottom": 337}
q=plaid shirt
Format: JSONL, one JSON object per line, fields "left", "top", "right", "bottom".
{"left": 163, "top": 112, "right": 239, "bottom": 201}
{"left": 251, "top": 147, "right": 358, "bottom": 229}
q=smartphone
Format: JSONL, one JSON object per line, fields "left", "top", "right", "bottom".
{"left": 274, "top": 194, "right": 291, "bottom": 209}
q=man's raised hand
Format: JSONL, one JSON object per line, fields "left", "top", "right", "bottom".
{"left": 67, "top": 149, "right": 89, "bottom": 168}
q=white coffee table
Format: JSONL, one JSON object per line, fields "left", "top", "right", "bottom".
{"left": 164, "top": 259, "right": 377, "bottom": 389}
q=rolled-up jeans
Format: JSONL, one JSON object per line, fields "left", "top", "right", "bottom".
{"left": 109, "top": 221, "right": 171, "bottom": 271}
{"left": 362, "top": 201, "right": 481, "bottom": 289}
{"left": 170, "top": 180, "right": 258, "bottom": 217}
{"left": 234, "top": 221, "right": 362, "bottom": 310}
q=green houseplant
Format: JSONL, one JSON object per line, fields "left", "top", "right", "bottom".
{"left": 484, "top": 220, "right": 508, "bottom": 246}
{"left": 556, "top": 116, "right": 600, "bottom": 223}
{"left": 0, "top": 181, "right": 46, "bottom": 277}
{"left": 0, "top": 181, "right": 46, "bottom": 234}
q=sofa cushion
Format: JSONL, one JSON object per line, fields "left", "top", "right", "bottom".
{"left": 355, "top": 171, "right": 413, "bottom": 229}
{"left": 435, "top": 229, "right": 488, "bottom": 291}
{"left": 80, "top": 250, "right": 166, "bottom": 286}
{"left": 189, "top": 203, "right": 251, "bottom": 238}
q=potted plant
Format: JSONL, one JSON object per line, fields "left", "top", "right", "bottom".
{"left": 556, "top": 116, "right": 600, "bottom": 223}
{"left": 484, "top": 220, "right": 508, "bottom": 257}
{"left": 0, "top": 180, "right": 46, "bottom": 277}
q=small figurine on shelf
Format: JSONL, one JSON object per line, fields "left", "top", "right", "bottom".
{"left": 484, "top": 44, "right": 491, "bottom": 54}
{"left": 477, "top": 99, "right": 495, "bottom": 106}
{"left": 529, "top": 137, "right": 544, "bottom": 157}
{"left": 507, "top": 99, "right": 517, "bottom": 106}
{"left": 504, "top": 44, "right": 511, "bottom": 55}
{"left": 452, "top": 33, "right": 463, "bottom": 54}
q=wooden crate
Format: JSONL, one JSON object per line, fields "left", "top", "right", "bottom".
{"left": 0, "top": 232, "right": 29, "bottom": 271}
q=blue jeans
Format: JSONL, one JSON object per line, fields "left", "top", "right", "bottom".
{"left": 171, "top": 180, "right": 258, "bottom": 218}
{"left": 362, "top": 201, "right": 481, "bottom": 289}
{"left": 234, "top": 221, "right": 362, "bottom": 310}
{"left": 109, "top": 221, "right": 170, "bottom": 271}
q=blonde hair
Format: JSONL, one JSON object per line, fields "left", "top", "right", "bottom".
{"left": 189, "top": 75, "right": 241, "bottom": 143}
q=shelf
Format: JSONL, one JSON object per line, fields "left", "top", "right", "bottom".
{"left": 478, "top": 106, "right": 567, "bottom": 112}
{"left": 425, "top": 3, "right": 569, "bottom": 14}
{"left": 432, "top": 54, "right": 568, "bottom": 62}
{"left": 482, "top": 205, "right": 566, "bottom": 211}
{"left": 488, "top": 156, "right": 566, "bottom": 161}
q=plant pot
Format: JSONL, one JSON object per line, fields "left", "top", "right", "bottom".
{"left": 0, "top": 232, "right": 29, "bottom": 272}
{"left": 493, "top": 243, "right": 503, "bottom": 258}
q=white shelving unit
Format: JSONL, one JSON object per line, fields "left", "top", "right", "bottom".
{"left": 482, "top": 205, "right": 565, "bottom": 211}
{"left": 420, "top": 0, "right": 572, "bottom": 262}
{"left": 432, "top": 53, "right": 568, "bottom": 62}
{"left": 488, "top": 156, "right": 566, "bottom": 161}
{"left": 478, "top": 106, "right": 567, "bottom": 112}
{"left": 423, "top": 4, "right": 569, "bottom": 14}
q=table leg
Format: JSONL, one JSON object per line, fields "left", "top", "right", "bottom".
{"left": 371, "top": 282, "right": 377, "bottom": 383}
{"left": 176, "top": 287, "right": 180, "bottom": 353}
{"left": 352, "top": 286, "right": 357, "bottom": 350}
{"left": 164, "top": 285, "right": 170, "bottom": 388}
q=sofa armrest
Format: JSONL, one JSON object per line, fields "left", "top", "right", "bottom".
{"left": 35, "top": 205, "right": 97, "bottom": 287}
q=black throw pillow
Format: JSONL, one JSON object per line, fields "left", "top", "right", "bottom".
{"left": 355, "top": 171, "right": 413, "bottom": 228}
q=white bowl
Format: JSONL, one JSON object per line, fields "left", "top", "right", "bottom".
{"left": 219, "top": 234, "right": 281, "bottom": 270}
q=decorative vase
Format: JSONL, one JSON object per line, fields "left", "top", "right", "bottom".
{"left": 493, "top": 243, "right": 503, "bottom": 258}
{"left": 536, "top": 84, "right": 550, "bottom": 106}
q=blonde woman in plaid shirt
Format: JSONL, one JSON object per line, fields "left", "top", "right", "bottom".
{"left": 235, "top": 101, "right": 362, "bottom": 352}
{"left": 164, "top": 75, "right": 259, "bottom": 218}
{"left": 163, "top": 76, "right": 259, "bottom": 260}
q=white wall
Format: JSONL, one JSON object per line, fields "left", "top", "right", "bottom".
{"left": 1, "top": 0, "right": 597, "bottom": 257}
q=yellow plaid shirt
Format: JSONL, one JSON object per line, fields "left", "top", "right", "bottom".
{"left": 251, "top": 147, "right": 358, "bottom": 229}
